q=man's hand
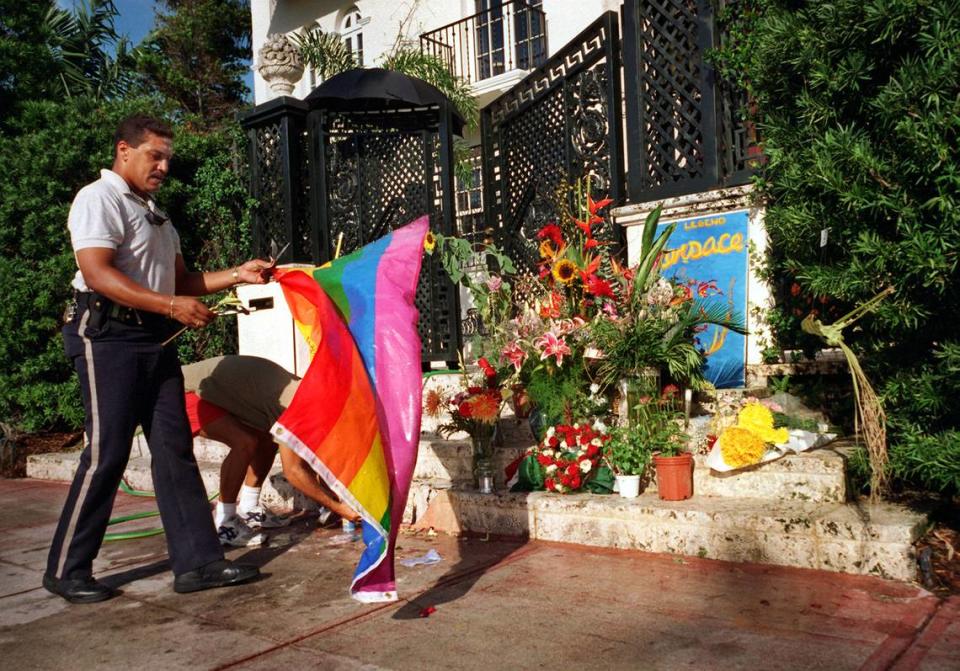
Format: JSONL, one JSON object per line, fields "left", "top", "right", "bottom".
{"left": 235, "top": 258, "right": 276, "bottom": 285}
{"left": 169, "top": 295, "right": 215, "bottom": 329}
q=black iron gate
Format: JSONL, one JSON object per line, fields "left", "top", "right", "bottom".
{"left": 242, "top": 99, "right": 462, "bottom": 365}
{"left": 480, "top": 11, "right": 625, "bottom": 278}
{"left": 308, "top": 107, "right": 460, "bottom": 364}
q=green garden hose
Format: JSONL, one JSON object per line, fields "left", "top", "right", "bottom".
{"left": 104, "top": 479, "right": 218, "bottom": 542}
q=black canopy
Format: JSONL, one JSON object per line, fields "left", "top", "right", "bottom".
{"left": 305, "top": 68, "right": 466, "bottom": 136}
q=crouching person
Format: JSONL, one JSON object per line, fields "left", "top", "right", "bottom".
{"left": 181, "top": 355, "right": 361, "bottom": 542}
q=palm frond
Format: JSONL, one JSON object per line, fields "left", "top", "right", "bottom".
{"left": 290, "top": 27, "right": 356, "bottom": 81}
{"left": 380, "top": 48, "right": 478, "bottom": 130}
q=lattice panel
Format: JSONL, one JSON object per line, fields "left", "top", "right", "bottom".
{"left": 295, "top": 129, "right": 313, "bottom": 260}
{"left": 482, "top": 12, "right": 624, "bottom": 297}
{"left": 321, "top": 111, "right": 459, "bottom": 362}
{"left": 359, "top": 132, "right": 429, "bottom": 242}
{"left": 325, "top": 134, "right": 362, "bottom": 257}
{"left": 636, "top": 0, "right": 705, "bottom": 188}
{"left": 252, "top": 123, "right": 286, "bottom": 259}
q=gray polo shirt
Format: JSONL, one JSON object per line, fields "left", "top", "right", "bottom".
{"left": 69, "top": 169, "right": 181, "bottom": 294}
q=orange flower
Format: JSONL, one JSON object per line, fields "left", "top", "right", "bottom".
{"left": 424, "top": 231, "right": 436, "bottom": 252}
{"left": 539, "top": 239, "right": 557, "bottom": 259}
{"left": 423, "top": 388, "right": 445, "bottom": 417}
{"left": 466, "top": 392, "right": 500, "bottom": 422}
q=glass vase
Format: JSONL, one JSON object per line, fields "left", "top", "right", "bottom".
{"left": 618, "top": 367, "right": 661, "bottom": 427}
{"left": 471, "top": 428, "right": 495, "bottom": 493}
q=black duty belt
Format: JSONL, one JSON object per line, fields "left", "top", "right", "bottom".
{"left": 73, "top": 291, "right": 167, "bottom": 328}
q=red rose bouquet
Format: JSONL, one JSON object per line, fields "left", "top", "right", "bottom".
{"left": 521, "top": 422, "right": 611, "bottom": 494}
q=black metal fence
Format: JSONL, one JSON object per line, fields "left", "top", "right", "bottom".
{"left": 621, "top": 0, "right": 757, "bottom": 203}
{"left": 242, "top": 99, "right": 462, "bottom": 365}
{"left": 480, "top": 12, "right": 625, "bottom": 280}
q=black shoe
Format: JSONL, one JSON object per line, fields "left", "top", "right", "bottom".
{"left": 173, "top": 559, "right": 259, "bottom": 594}
{"left": 43, "top": 573, "right": 116, "bottom": 604}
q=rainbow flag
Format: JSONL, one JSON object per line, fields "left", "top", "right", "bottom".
{"left": 270, "top": 216, "right": 428, "bottom": 602}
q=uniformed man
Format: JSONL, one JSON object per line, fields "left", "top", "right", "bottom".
{"left": 44, "top": 115, "right": 270, "bottom": 603}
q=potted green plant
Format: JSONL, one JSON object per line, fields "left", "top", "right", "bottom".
{"left": 588, "top": 204, "right": 747, "bottom": 396}
{"left": 627, "top": 391, "right": 692, "bottom": 500}
{"left": 604, "top": 425, "right": 653, "bottom": 498}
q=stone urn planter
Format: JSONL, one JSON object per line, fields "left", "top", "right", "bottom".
{"left": 257, "top": 33, "right": 304, "bottom": 95}
{"left": 653, "top": 452, "right": 693, "bottom": 500}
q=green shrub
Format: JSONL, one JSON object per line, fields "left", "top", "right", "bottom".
{"left": 0, "top": 97, "right": 252, "bottom": 431}
{"left": 716, "top": 0, "right": 960, "bottom": 493}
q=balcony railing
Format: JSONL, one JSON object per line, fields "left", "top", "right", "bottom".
{"left": 420, "top": 1, "right": 548, "bottom": 86}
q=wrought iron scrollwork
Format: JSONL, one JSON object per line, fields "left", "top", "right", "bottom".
{"left": 482, "top": 12, "right": 625, "bottom": 290}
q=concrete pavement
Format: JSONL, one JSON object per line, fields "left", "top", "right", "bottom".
{"left": 1, "top": 477, "right": 957, "bottom": 670}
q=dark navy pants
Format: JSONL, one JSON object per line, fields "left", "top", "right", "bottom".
{"left": 46, "top": 303, "right": 223, "bottom": 580}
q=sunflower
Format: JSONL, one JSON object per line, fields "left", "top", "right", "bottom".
{"left": 423, "top": 231, "right": 436, "bottom": 252}
{"left": 551, "top": 258, "right": 578, "bottom": 285}
{"left": 718, "top": 427, "right": 767, "bottom": 468}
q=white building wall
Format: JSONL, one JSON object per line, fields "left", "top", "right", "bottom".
{"left": 252, "top": 1, "right": 620, "bottom": 105}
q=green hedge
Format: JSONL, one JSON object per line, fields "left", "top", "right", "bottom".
{"left": 717, "top": 0, "right": 960, "bottom": 492}
{"left": 0, "top": 96, "right": 252, "bottom": 431}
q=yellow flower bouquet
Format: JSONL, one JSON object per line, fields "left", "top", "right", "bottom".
{"left": 706, "top": 402, "right": 833, "bottom": 472}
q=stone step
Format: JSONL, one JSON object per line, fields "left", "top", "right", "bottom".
{"left": 27, "top": 442, "right": 916, "bottom": 581}
{"left": 408, "top": 487, "right": 925, "bottom": 581}
{"left": 415, "top": 436, "right": 849, "bottom": 503}
{"left": 26, "top": 451, "right": 321, "bottom": 513}
{"left": 31, "top": 428, "right": 850, "bottom": 508}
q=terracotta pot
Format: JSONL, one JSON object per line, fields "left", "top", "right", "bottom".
{"left": 653, "top": 453, "right": 694, "bottom": 501}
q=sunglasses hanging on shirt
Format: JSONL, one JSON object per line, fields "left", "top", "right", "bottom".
{"left": 145, "top": 200, "right": 170, "bottom": 227}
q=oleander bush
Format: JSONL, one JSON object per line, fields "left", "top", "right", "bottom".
{"left": 715, "top": 0, "right": 960, "bottom": 492}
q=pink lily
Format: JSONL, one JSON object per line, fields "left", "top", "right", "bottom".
{"left": 500, "top": 341, "right": 527, "bottom": 372}
{"left": 535, "top": 331, "right": 572, "bottom": 367}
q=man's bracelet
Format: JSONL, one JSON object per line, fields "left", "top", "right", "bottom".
{"left": 168, "top": 295, "right": 175, "bottom": 319}
{"left": 231, "top": 267, "right": 240, "bottom": 284}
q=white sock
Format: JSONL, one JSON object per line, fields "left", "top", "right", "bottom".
{"left": 238, "top": 485, "right": 261, "bottom": 514}
{"left": 215, "top": 501, "right": 236, "bottom": 527}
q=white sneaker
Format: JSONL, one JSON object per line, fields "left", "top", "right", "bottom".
{"left": 218, "top": 517, "right": 266, "bottom": 547}
{"left": 317, "top": 507, "right": 335, "bottom": 527}
{"left": 240, "top": 506, "right": 291, "bottom": 530}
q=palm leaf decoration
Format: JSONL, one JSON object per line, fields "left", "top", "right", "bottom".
{"left": 802, "top": 286, "right": 894, "bottom": 502}
{"left": 290, "top": 27, "right": 357, "bottom": 81}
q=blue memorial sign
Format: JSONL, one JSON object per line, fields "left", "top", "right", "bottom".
{"left": 657, "top": 209, "right": 749, "bottom": 388}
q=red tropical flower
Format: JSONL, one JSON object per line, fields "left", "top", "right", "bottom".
{"left": 477, "top": 357, "right": 497, "bottom": 386}
{"left": 584, "top": 275, "right": 614, "bottom": 298}
{"left": 537, "top": 223, "right": 563, "bottom": 248}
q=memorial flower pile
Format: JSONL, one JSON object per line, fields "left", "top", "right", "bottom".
{"left": 426, "top": 357, "right": 508, "bottom": 456}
